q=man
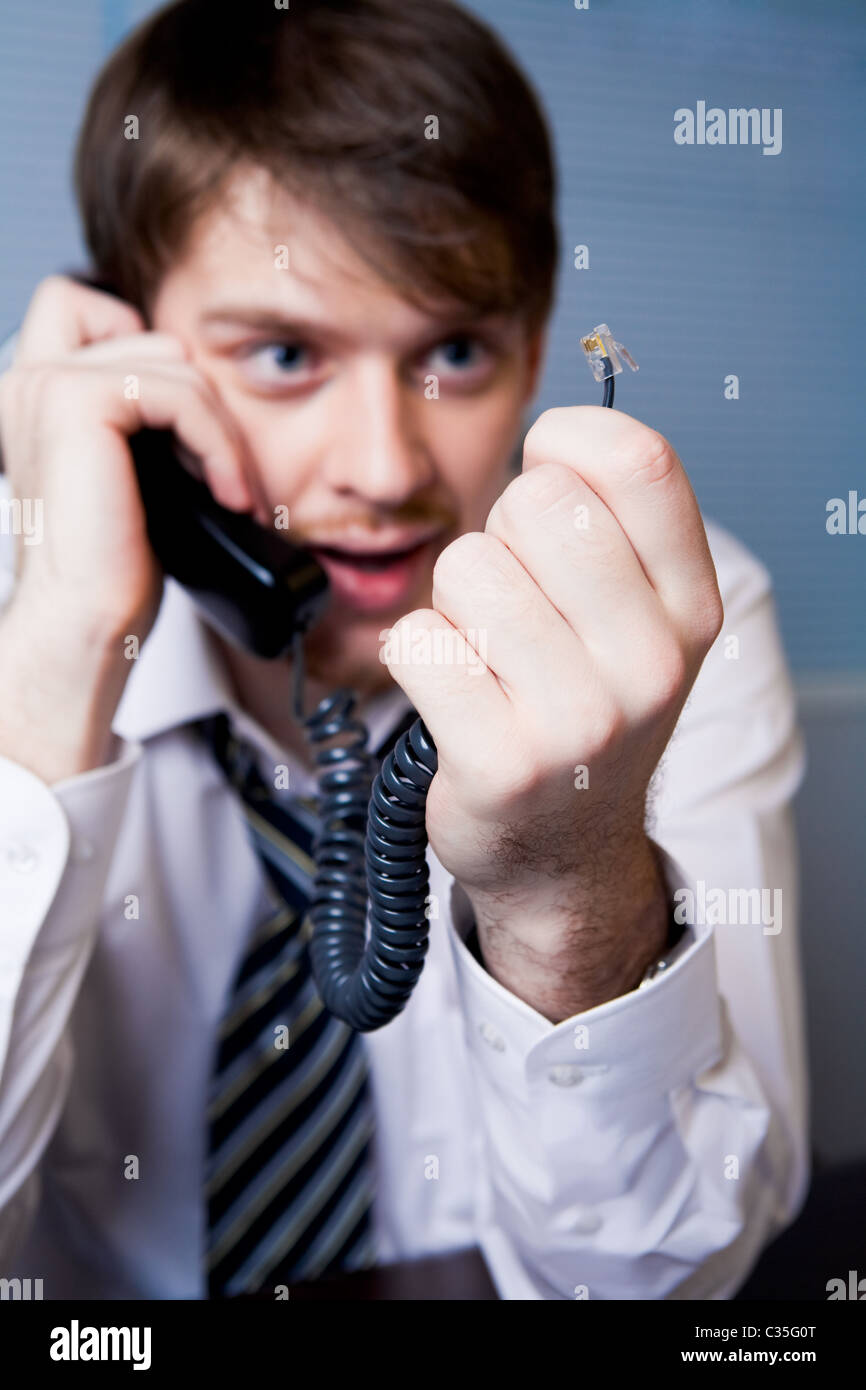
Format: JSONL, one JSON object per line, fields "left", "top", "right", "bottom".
{"left": 0, "top": 0, "right": 807, "bottom": 1299}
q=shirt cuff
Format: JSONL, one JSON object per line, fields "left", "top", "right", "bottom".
{"left": 445, "top": 849, "right": 723, "bottom": 1105}
{"left": 0, "top": 740, "right": 143, "bottom": 977}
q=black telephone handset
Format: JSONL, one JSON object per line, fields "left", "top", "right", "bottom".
{"left": 130, "top": 428, "right": 329, "bottom": 658}
{"left": 129, "top": 427, "right": 438, "bottom": 1032}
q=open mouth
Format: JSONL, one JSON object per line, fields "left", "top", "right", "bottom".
{"left": 305, "top": 534, "right": 441, "bottom": 612}
{"left": 309, "top": 538, "right": 432, "bottom": 571}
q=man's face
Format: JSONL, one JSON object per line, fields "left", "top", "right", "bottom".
{"left": 150, "top": 168, "right": 544, "bottom": 693}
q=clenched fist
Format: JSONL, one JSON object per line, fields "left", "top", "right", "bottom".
{"left": 384, "top": 406, "right": 724, "bottom": 1021}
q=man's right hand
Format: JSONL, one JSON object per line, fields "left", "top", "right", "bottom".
{"left": 0, "top": 275, "right": 255, "bottom": 782}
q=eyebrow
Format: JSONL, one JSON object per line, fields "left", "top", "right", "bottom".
{"left": 197, "top": 303, "right": 512, "bottom": 343}
{"left": 198, "top": 306, "right": 352, "bottom": 342}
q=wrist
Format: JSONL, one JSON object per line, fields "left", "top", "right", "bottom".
{"left": 0, "top": 594, "right": 131, "bottom": 780}
{"left": 464, "top": 836, "right": 671, "bottom": 1021}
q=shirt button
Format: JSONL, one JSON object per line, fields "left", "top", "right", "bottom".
{"left": 478, "top": 1021, "right": 505, "bottom": 1052}
{"left": 4, "top": 842, "right": 39, "bottom": 873}
{"left": 71, "top": 837, "right": 95, "bottom": 863}
{"left": 547, "top": 1064, "right": 584, "bottom": 1087}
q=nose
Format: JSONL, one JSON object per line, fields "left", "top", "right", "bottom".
{"left": 322, "top": 357, "right": 436, "bottom": 505}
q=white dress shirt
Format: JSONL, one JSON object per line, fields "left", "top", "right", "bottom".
{"left": 0, "top": 498, "right": 809, "bottom": 1300}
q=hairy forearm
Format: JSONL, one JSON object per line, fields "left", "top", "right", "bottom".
{"left": 464, "top": 836, "right": 671, "bottom": 1023}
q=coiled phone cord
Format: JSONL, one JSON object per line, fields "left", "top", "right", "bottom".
{"left": 292, "top": 632, "right": 438, "bottom": 1032}
{"left": 299, "top": 344, "right": 625, "bottom": 1031}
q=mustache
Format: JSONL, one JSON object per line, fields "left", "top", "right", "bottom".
{"left": 287, "top": 502, "right": 458, "bottom": 546}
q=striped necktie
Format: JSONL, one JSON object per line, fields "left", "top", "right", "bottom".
{"left": 194, "top": 702, "right": 417, "bottom": 1298}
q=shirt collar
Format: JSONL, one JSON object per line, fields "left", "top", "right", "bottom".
{"left": 112, "top": 578, "right": 412, "bottom": 769}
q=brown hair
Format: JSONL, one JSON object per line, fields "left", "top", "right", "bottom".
{"left": 73, "top": 0, "right": 558, "bottom": 328}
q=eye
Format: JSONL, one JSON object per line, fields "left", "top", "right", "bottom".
{"left": 426, "top": 335, "right": 487, "bottom": 376}
{"left": 267, "top": 342, "right": 307, "bottom": 370}
{"left": 238, "top": 341, "right": 319, "bottom": 389}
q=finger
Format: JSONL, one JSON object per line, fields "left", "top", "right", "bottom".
{"left": 430, "top": 529, "right": 598, "bottom": 719}
{"left": 81, "top": 356, "right": 271, "bottom": 521}
{"left": 71, "top": 332, "right": 188, "bottom": 366}
{"left": 381, "top": 607, "right": 509, "bottom": 771}
{"left": 14, "top": 276, "right": 145, "bottom": 365}
{"left": 127, "top": 361, "right": 269, "bottom": 519}
{"left": 78, "top": 363, "right": 255, "bottom": 511}
{"left": 483, "top": 463, "right": 681, "bottom": 714}
{"left": 522, "top": 406, "right": 722, "bottom": 649}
